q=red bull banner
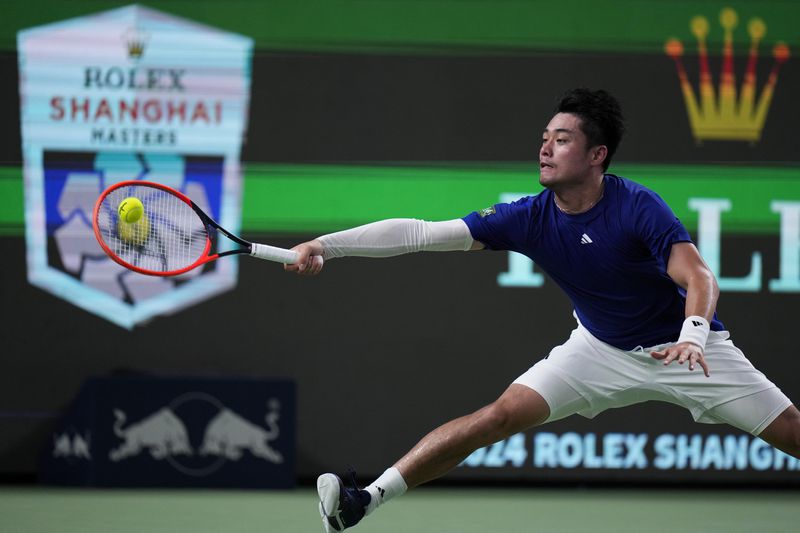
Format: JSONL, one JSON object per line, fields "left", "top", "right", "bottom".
{"left": 40, "top": 376, "right": 296, "bottom": 488}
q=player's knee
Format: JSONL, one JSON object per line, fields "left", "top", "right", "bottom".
{"left": 788, "top": 420, "right": 800, "bottom": 457}
{"left": 477, "top": 402, "right": 523, "bottom": 441}
{"left": 761, "top": 406, "right": 800, "bottom": 458}
{"left": 781, "top": 408, "right": 800, "bottom": 455}
{"left": 778, "top": 425, "right": 800, "bottom": 458}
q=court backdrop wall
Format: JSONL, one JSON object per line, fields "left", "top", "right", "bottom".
{"left": 1, "top": 0, "right": 799, "bottom": 484}
{"left": 2, "top": 234, "right": 799, "bottom": 483}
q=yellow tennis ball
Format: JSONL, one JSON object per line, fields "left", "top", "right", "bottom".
{"left": 117, "top": 212, "right": 150, "bottom": 246}
{"left": 118, "top": 197, "right": 144, "bottom": 224}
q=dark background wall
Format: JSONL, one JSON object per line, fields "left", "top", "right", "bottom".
{"left": 2, "top": 0, "right": 799, "bottom": 484}
{"left": 4, "top": 233, "right": 799, "bottom": 482}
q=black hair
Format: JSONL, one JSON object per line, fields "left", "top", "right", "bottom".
{"left": 555, "top": 88, "right": 625, "bottom": 171}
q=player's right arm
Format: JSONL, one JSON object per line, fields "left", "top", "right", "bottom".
{"left": 284, "top": 218, "right": 483, "bottom": 275}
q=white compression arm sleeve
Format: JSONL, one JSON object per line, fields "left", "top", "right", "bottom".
{"left": 317, "top": 218, "right": 474, "bottom": 260}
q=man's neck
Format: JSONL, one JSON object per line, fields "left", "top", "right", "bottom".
{"left": 552, "top": 175, "right": 606, "bottom": 215}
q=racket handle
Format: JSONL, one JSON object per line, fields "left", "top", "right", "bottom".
{"left": 250, "top": 243, "right": 299, "bottom": 264}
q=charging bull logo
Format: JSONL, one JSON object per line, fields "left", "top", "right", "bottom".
{"left": 200, "top": 400, "right": 283, "bottom": 463}
{"left": 109, "top": 408, "right": 192, "bottom": 462}
{"left": 108, "top": 398, "right": 283, "bottom": 476}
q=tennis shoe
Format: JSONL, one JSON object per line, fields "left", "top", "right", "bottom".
{"left": 317, "top": 471, "right": 371, "bottom": 532}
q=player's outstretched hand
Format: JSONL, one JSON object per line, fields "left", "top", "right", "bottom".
{"left": 651, "top": 342, "right": 710, "bottom": 377}
{"left": 284, "top": 240, "right": 325, "bottom": 276}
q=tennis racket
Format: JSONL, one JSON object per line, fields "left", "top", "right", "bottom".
{"left": 93, "top": 180, "right": 299, "bottom": 276}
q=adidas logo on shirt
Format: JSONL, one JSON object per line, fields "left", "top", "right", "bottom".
{"left": 580, "top": 233, "right": 593, "bottom": 244}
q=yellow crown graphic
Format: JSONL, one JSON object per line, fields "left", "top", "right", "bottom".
{"left": 127, "top": 39, "right": 145, "bottom": 59}
{"left": 665, "top": 7, "right": 790, "bottom": 143}
{"left": 122, "top": 28, "right": 149, "bottom": 60}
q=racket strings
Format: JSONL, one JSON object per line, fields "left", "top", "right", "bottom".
{"left": 96, "top": 184, "right": 209, "bottom": 273}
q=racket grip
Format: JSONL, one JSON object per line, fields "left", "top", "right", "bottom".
{"left": 250, "top": 243, "right": 299, "bottom": 264}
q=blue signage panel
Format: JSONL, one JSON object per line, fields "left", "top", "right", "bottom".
{"left": 40, "top": 376, "right": 296, "bottom": 488}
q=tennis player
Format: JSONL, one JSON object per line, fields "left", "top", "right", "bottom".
{"left": 286, "top": 88, "right": 800, "bottom": 532}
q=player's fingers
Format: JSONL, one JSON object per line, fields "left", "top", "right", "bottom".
{"left": 685, "top": 350, "right": 708, "bottom": 375}
{"left": 301, "top": 255, "right": 325, "bottom": 275}
{"left": 309, "top": 254, "right": 324, "bottom": 274}
{"left": 650, "top": 350, "right": 667, "bottom": 360}
{"left": 695, "top": 355, "right": 711, "bottom": 377}
{"left": 284, "top": 260, "right": 306, "bottom": 273}
{"left": 661, "top": 349, "right": 680, "bottom": 365}
{"left": 285, "top": 245, "right": 313, "bottom": 273}
{"left": 298, "top": 255, "right": 322, "bottom": 275}
{"left": 284, "top": 261, "right": 301, "bottom": 272}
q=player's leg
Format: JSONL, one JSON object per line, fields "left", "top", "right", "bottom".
{"left": 317, "top": 384, "right": 551, "bottom": 532}
{"left": 372, "top": 332, "right": 600, "bottom": 504}
{"left": 316, "top": 326, "right": 605, "bottom": 532}
{"left": 751, "top": 405, "right": 800, "bottom": 458}
{"left": 394, "top": 382, "right": 550, "bottom": 488}
{"left": 317, "top": 383, "right": 550, "bottom": 532}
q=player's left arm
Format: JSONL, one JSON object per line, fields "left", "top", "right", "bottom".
{"left": 651, "top": 241, "right": 720, "bottom": 376}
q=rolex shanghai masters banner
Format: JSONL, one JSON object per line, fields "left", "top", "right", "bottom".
{"left": 18, "top": 5, "right": 253, "bottom": 328}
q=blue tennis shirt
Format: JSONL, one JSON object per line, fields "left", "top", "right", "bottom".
{"left": 462, "top": 174, "right": 724, "bottom": 350}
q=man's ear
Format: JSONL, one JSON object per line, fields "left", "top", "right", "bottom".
{"left": 591, "top": 145, "right": 608, "bottom": 167}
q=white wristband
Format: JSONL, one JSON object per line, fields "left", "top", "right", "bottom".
{"left": 678, "top": 316, "right": 710, "bottom": 350}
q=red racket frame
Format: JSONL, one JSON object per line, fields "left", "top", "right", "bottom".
{"left": 93, "top": 180, "right": 249, "bottom": 277}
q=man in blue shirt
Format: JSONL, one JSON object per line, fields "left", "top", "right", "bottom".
{"left": 287, "top": 88, "right": 799, "bottom": 533}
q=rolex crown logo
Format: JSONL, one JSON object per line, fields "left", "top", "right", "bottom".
{"left": 127, "top": 39, "right": 145, "bottom": 59}
{"left": 123, "top": 28, "right": 149, "bottom": 60}
{"left": 665, "top": 7, "right": 790, "bottom": 143}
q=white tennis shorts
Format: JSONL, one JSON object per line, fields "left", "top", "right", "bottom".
{"left": 514, "top": 321, "right": 792, "bottom": 435}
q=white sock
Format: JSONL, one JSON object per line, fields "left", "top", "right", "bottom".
{"left": 364, "top": 467, "right": 408, "bottom": 515}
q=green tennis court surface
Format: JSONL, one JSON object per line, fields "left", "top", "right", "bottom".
{"left": 1, "top": 486, "right": 797, "bottom": 533}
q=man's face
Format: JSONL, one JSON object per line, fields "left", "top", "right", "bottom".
{"left": 539, "top": 112, "right": 601, "bottom": 189}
